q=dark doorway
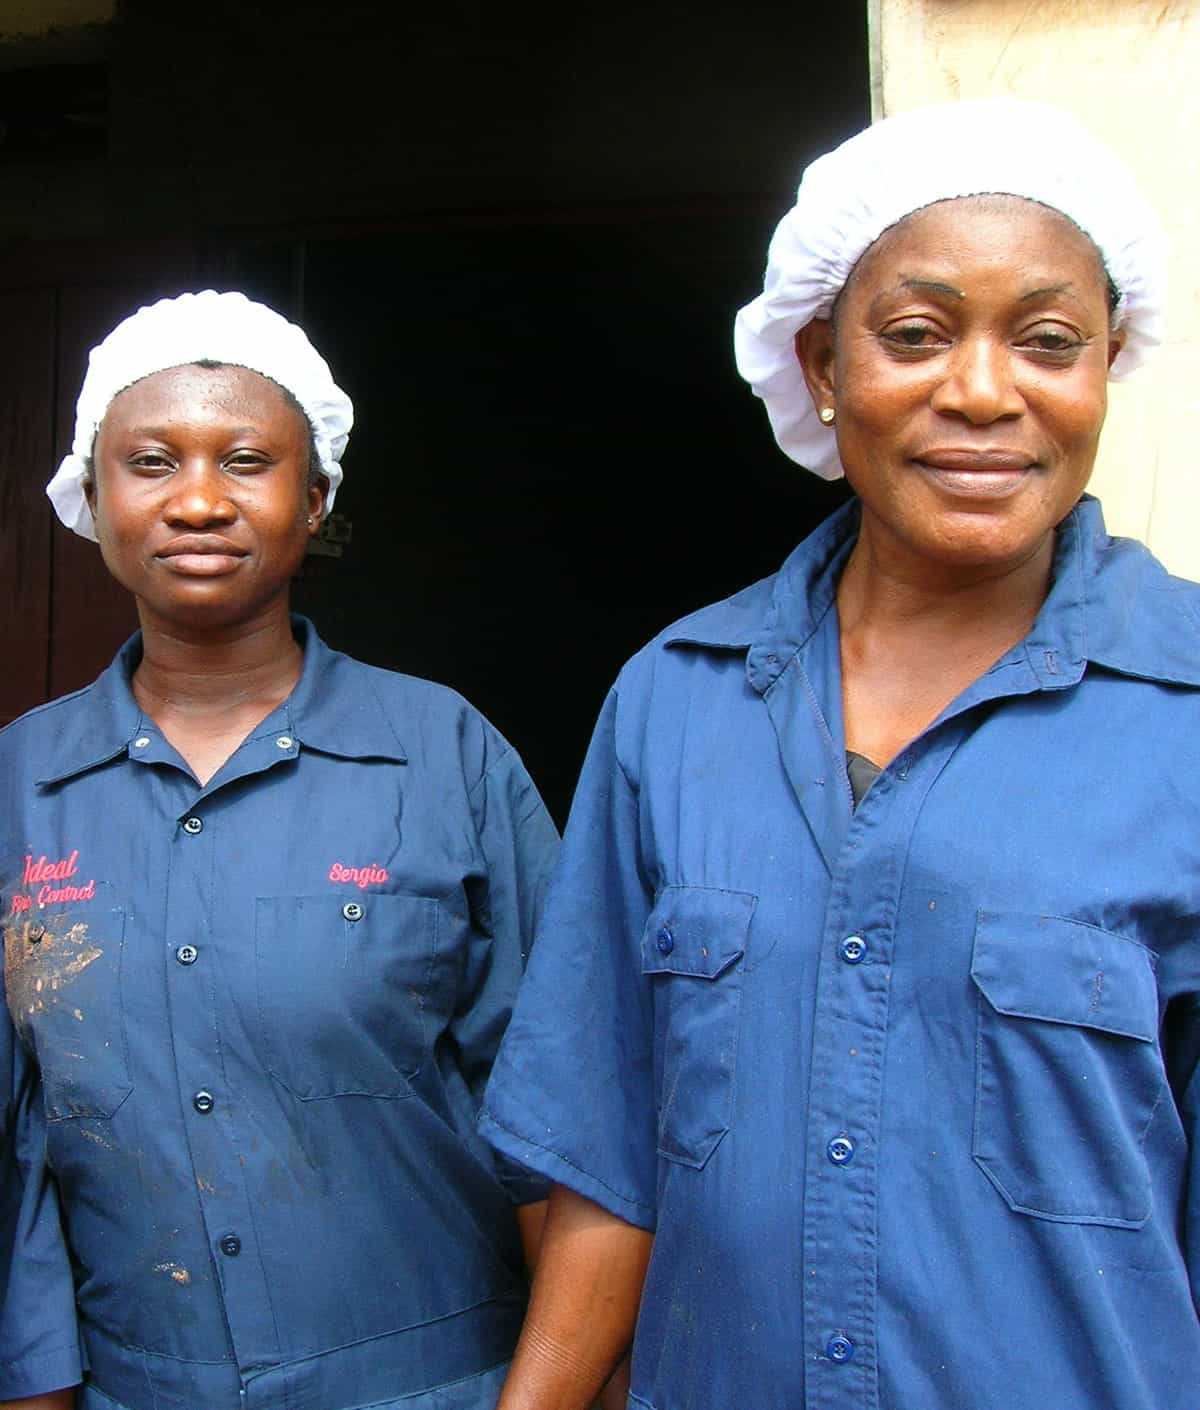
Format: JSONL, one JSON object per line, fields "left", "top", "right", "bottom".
{"left": 2, "top": 2, "right": 868, "bottom": 823}
{"left": 232, "top": 212, "right": 856, "bottom": 818}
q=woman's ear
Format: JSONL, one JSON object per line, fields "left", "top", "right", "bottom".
{"left": 1107, "top": 326, "right": 1127, "bottom": 372}
{"left": 794, "top": 318, "right": 838, "bottom": 417}
{"left": 307, "top": 474, "right": 329, "bottom": 533}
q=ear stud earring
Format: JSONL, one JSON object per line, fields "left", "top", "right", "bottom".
{"left": 819, "top": 407, "right": 836, "bottom": 425}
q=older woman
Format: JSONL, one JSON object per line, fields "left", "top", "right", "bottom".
{"left": 480, "top": 100, "right": 1200, "bottom": 1410}
{"left": 0, "top": 292, "right": 557, "bottom": 1409}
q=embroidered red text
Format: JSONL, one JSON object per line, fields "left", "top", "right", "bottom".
{"left": 328, "top": 862, "right": 390, "bottom": 890}
{"left": 10, "top": 852, "right": 97, "bottom": 913}
{"left": 36, "top": 879, "right": 96, "bottom": 906}
{"left": 23, "top": 851, "right": 79, "bottom": 885}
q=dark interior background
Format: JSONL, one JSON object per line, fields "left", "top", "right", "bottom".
{"left": 1, "top": 0, "right": 867, "bottom": 822}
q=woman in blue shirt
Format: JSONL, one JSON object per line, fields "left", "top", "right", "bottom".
{"left": 0, "top": 291, "right": 558, "bottom": 1410}
{"left": 481, "top": 101, "right": 1200, "bottom": 1409}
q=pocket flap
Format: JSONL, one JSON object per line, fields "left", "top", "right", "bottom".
{"left": 971, "top": 911, "right": 1158, "bottom": 1042}
{"left": 641, "top": 886, "right": 756, "bottom": 979}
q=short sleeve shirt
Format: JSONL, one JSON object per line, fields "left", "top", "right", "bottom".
{"left": 0, "top": 618, "right": 556, "bottom": 1410}
{"left": 483, "top": 497, "right": 1200, "bottom": 1410}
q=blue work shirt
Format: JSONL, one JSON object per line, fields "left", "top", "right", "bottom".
{"left": 0, "top": 618, "right": 555, "bottom": 1410}
{"left": 482, "top": 497, "right": 1200, "bottom": 1410}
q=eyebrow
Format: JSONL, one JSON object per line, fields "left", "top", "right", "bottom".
{"left": 1018, "top": 283, "right": 1074, "bottom": 302}
{"left": 899, "top": 278, "right": 965, "bottom": 300}
{"left": 119, "top": 426, "right": 271, "bottom": 439}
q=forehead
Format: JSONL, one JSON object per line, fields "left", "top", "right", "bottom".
{"left": 842, "top": 194, "right": 1110, "bottom": 307}
{"left": 100, "top": 363, "right": 306, "bottom": 436}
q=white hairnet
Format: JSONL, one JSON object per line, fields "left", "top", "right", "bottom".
{"left": 734, "top": 99, "right": 1168, "bottom": 480}
{"left": 47, "top": 289, "right": 353, "bottom": 540}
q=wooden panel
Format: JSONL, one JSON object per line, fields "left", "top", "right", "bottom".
{"left": 0, "top": 287, "right": 55, "bottom": 726}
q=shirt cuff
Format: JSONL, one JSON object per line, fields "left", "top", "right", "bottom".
{"left": 480, "top": 1108, "right": 657, "bottom": 1231}
{"left": 0, "top": 1341, "right": 84, "bottom": 1399}
{"left": 493, "top": 1148, "right": 552, "bottom": 1205}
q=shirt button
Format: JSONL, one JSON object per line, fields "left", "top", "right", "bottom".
{"left": 192, "top": 1090, "right": 215, "bottom": 1114}
{"left": 276, "top": 735, "right": 294, "bottom": 750}
{"left": 175, "top": 944, "right": 199, "bottom": 966}
{"left": 840, "top": 935, "right": 866, "bottom": 964}
{"left": 827, "top": 1134, "right": 855, "bottom": 1165}
{"left": 827, "top": 1334, "right": 855, "bottom": 1363}
{"left": 133, "top": 736, "right": 151, "bottom": 750}
{"left": 342, "top": 901, "right": 364, "bottom": 922}
{"left": 656, "top": 925, "right": 675, "bottom": 955}
{"left": 219, "top": 1234, "right": 242, "bottom": 1258}
{"left": 182, "top": 816, "right": 203, "bottom": 836}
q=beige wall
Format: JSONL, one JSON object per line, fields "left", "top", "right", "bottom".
{"left": 873, "top": 0, "right": 1200, "bottom": 577}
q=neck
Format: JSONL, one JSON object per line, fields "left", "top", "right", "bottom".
{"left": 837, "top": 512, "right": 1056, "bottom": 644}
{"left": 132, "top": 598, "right": 303, "bottom": 720}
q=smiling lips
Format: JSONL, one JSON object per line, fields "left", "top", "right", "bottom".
{"left": 155, "top": 536, "right": 249, "bottom": 576}
{"left": 913, "top": 447, "right": 1038, "bottom": 498}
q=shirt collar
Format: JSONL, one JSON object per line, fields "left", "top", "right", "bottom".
{"left": 664, "top": 499, "right": 857, "bottom": 694}
{"left": 35, "top": 635, "right": 145, "bottom": 786}
{"left": 283, "top": 617, "right": 408, "bottom": 763}
{"left": 664, "top": 495, "right": 1200, "bottom": 694}
{"left": 665, "top": 501, "right": 857, "bottom": 647}
{"left": 36, "top": 616, "right": 407, "bottom": 788}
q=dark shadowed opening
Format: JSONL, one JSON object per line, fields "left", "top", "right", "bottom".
{"left": 0, "top": 0, "right": 867, "bottom": 821}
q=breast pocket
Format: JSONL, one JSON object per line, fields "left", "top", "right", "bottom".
{"left": 255, "top": 893, "right": 438, "bottom": 1100}
{"left": 3, "top": 892, "right": 131, "bottom": 1121}
{"left": 970, "top": 910, "right": 1164, "bottom": 1229}
{"left": 640, "top": 886, "right": 756, "bottom": 1169}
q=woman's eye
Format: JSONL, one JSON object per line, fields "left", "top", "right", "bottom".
{"left": 225, "top": 452, "right": 270, "bottom": 472}
{"left": 881, "top": 322, "right": 947, "bottom": 349}
{"left": 1021, "top": 327, "right": 1083, "bottom": 353}
{"left": 129, "top": 452, "right": 174, "bottom": 472}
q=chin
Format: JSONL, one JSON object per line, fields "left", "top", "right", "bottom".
{"left": 137, "top": 582, "right": 276, "bottom": 631}
{"left": 923, "top": 527, "right": 1048, "bottom": 571}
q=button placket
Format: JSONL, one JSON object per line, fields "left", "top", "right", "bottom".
{"left": 162, "top": 788, "right": 277, "bottom": 1366}
{"left": 802, "top": 726, "right": 969, "bottom": 1410}
{"left": 805, "top": 896, "right": 893, "bottom": 1403}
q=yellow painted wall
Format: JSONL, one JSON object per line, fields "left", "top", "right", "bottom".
{"left": 0, "top": 0, "right": 114, "bottom": 37}
{"left": 873, "top": 0, "right": 1200, "bottom": 577}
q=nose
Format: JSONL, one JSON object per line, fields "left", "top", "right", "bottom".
{"left": 929, "top": 335, "right": 1025, "bottom": 425}
{"left": 162, "top": 462, "right": 237, "bottom": 528}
